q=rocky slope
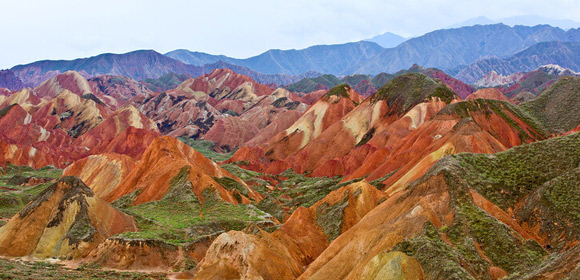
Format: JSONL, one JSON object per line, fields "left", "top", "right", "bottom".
{"left": 230, "top": 74, "right": 460, "bottom": 175}
{"left": 0, "top": 72, "right": 160, "bottom": 168}
{"left": 88, "top": 75, "right": 152, "bottom": 108}
{"left": 193, "top": 180, "right": 387, "bottom": 279}
{"left": 466, "top": 88, "right": 514, "bottom": 103}
{"left": 475, "top": 71, "right": 524, "bottom": 88}
{"left": 0, "top": 176, "right": 136, "bottom": 259}
{"left": 299, "top": 132, "right": 580, "bottom": 279}
{"left": 133, "top": 68, "right": 308, "bottom": 150}
{"left": 228, "top": 83, "right": 364, "bottom": 173}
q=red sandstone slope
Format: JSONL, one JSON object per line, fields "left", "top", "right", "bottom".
{"left": 133, "top": 69, "right": 307, "bottom": 147}
{"left": 228, "top": 84, "right": 363, "bottom": 172}
{"left": 0, "top": 104, "right": 79, "bottom": 168}
{"left": 204, "top": 88, "right": 307, "bottom": 150}
{"left": 63, "top": 153, "right": 137, "bottom": 199}
{"left": 0, "top": 176, "right": 136, "bottom": 259}
{"left": 230, "top": 74, "right": 457, "bottom": 175}
{"left": 230, "top": 73, "right": 549, "bottom": 194}
{"left": 135, "top": 90, "right": 224, "bottom": 138}
{"left": 194, "top": 180, "right": 388, "bottom": 279}
{"left": 466, "top": 88, "right": 515, "bottom": 103}
{"left": 88, "top": 75, "right": 152, "bottom": 109}
{"left": 0, "top": 75, "right": 159, "bottom": 168}
{"left": 343, "top": 99, "right": 548, "bottom": 194}
{"left": 565, "top": 124, "right": 580, "bottom": 135}
{"left": 184, "top": 68, "right": 273, "bottom": 100}
{"left": 73, "top": 105, "right": 159, "bottom": 159}
{"left": 34, "top": 71, "right": 94, "bottom": 99}
{"left": 95, "top": 136, "right": 261, "bottom": 205}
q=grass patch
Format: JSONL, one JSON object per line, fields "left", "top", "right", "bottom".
{"left": 0, "top": 257, "right": 167, "bottom": 279}
{"left": 452, "top": 132, "right": 580, "bottom": 210}
{"left": 0, "top": 165, "right": 62, "bottom": 221}
{"left": 178, "top": 138, "right": 236, "bottom": 162}
{"left": 114, "top": 167, "right": 270, "bottom": 246}
{"left": 521, "top": 77, "right": 580, "bottom": 133}
{"left": 371, "top": 73, "right": 458, "bottom": 112}
{"left": 324, "top": 84, "right": 351, "bottom": 99}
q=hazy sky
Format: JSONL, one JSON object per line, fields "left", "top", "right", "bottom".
{"left": 1, "top": 0, "right": 579, "bottom": 69}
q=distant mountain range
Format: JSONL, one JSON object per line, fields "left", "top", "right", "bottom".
{"left": 354, "top": 24, "right": 580, "bottom": 74}
{"left": 449, "top": 15, "right": 580, "bottom": 30}
{"left": 7, "top": 50, "right": 320, "bottom": 89}
{"left": 3, "top": 23, "right": 580, "bottom": 89}
{"left": 166, "top": 41, "right": 385, "bottom": 76}
{"left": 168, "top": 23, "right": 580, "bottom": 77}
{"left": 363, "top": 32, "right": 407, "bottom": 48}
{"left": 456, "top": 41, "right": 580, "bottom": 83}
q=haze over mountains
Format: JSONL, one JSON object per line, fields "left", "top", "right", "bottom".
{"left": 166, "top": 24, "right": 580, "bottom": 76}
{"left": 2, "top": 22, "right": 580, "bottom": 93}
{"left": 448, "top": 15, "right": 580, "bottom": 30}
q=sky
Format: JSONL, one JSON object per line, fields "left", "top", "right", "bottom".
{"left": 1, "top": 0, "right": 579, "bottom": 69}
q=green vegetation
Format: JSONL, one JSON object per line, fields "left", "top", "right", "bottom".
{"left": 504, "top": 71, "right": 555, "bottom": 98}
{"left": 0, "top": 165, "right": 62, "bottom": 222}
{"left": 315, "top": 192, "right": 349, "bottom": 241}
{"left": 444, "top": 195, "right": 545, "bottom": 275}
{"left": 143, "top": 72, "right": 190, "bottom": 92}
{"left": 273, "top": 169, "right": 362, "bottom": 210}
{"left": 0, "top": 104, "right": 16, "bottom": 119}
{"left": 440, "top": 98, "right": 550, "bottom": 142}
{"left": 371, "top": 73, "right": 457, "bottom": 112}
{"left": 222, "top": 164, "right": 363, "bottom": 214}
{"left": 285, "top": 73, "right": 395, "bottom": 94}
{"left": 452, "top": 132, "right": 580, "bottom": 210}
{"left": 0, "top": 257, "right": 167, "bottom": 279}
{"left": 178, "top": 137, "right": 236, "bottom": 162}
{"left": 342, "top": 74, "right": 371, "bottom": 86}
{"left": 397, "top": 203, "right": 545, "bottom": 279}
{"left": 115, "top": 166, "right": 271, "bottom": 246}
{"left": 368, "top": 169, "right": 399, "bottom": 190}
{"left": 324, "top": 84, "right": 351, "bottom": 99}
{"left": 516, "top": 167, "right": 580, "bottom": 248}
{"left": 285, "top": 74, "right": 341, "bottom": 93}
{"left": 370, "top": 73, "right": 396, "bottom": 88}
{"left": 540, "top": 168, "right": 580, "bottom": 233}
{"left": 389, "top": 132, "right": 580, "bottom": 278}
{"left": 394, "top": 223, "right": 476, "bottom": 280}
{"left": 521, "top": 76, "right": 580, "bottom": 133}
